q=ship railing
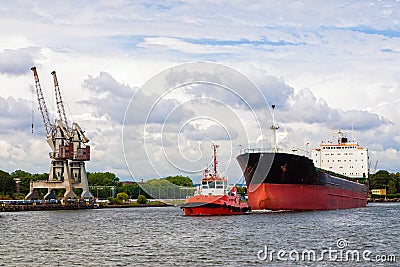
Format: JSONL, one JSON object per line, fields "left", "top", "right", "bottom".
{"left": 316, "top": 168, "right": 369, "bottom": 184}
{"left": 243, "top": 148, "right": 283, "bottom": 153}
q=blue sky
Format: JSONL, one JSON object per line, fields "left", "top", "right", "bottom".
{"left": 0, "top": 0, "right": 399, "bottom": 182}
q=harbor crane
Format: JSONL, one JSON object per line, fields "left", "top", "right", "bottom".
{"left": 26, "top": 67, "right": 93, "bottom": 200}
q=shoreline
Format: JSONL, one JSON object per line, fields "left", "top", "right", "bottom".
{"left": 368, "top": 198, "right": 400, "bottom": 203}
{"left": 0, "top": 202, "right": 174, "bottom": 212}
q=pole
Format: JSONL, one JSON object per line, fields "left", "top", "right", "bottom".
{"left": 270, "top": 105, "right": 279, "bottom": 152}
{"left": 213, "top": 144, "right": 219, "bottom": 176}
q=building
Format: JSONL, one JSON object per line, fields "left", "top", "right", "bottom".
{"left": 371, "top": 189, "right": 386, "bottom": 196}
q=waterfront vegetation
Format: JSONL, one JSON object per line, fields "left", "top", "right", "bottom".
{"left": 369, "top": 170, "right": 400, "bottom": 198}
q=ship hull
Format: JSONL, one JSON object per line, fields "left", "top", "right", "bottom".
{"left": 237, "top": 152, "right": 368, "bottom": 211}
{"left": 181, "top": 195, "right": 249, "bottom": 216}
{"left": 247, "top": 183, "right": 367, "bottom": 210}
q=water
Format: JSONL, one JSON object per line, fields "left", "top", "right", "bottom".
{"left": 0, "top": 203, "right": 399, "bottom": 266}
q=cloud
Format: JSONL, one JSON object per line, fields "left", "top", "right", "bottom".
{"left": 0, "top": 49, "right": 34, "bottom": 75}
{"left": 81, "top": 71, "right": 195, "bottom": 125}
{"left": 281, "top": 88, "right": 388, "bottom": 130}
{"left": 180, "top": 123, "right": 238, "bottom": 141}
{"left": 0, "top": 96, "right": 40, "bottom": 134}
{"left": 80, "top": 72, "right": 135, "bottom": 123}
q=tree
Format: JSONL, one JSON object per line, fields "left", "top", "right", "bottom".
{"left": 388, "top": 180, "right": 397, "bottom": 194}
{"left": 87, "top": 172, "right": 119, "bottom": 186}
{"left": 388, "top": 172, "right": 400, "bottom": 194}
{"left": 10, "top": 170, "right": 32, "bottom": 179}
{"left": 116, "top": 192, "right": 129, "bottom": 201}
{"left": 117, "top": 183, "right": 151, "bottom": 199}
{"left": 137, "top": 195, "right": 147, "bottom": 204}
{"left": 369, "top": 170, "right": 390, "bottom": 189}
{"left": 17, "top": 172, "right": 48, "bottom": 195}
{"left": 0, "top": 170, "right": 15, "bottom": 197}
{"left": 163, "top": 175, "right": 194, "bottom": 187}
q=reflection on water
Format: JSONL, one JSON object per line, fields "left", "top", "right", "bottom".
{"left": 0, "top": 203, "right": 398, "bottom": 266}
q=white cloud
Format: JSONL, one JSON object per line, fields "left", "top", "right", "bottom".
{"left": 0, "top": 49, "right": 34, "bottom": 75}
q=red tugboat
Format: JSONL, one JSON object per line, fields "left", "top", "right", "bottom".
{"left": 181, "top": 144, "right": 250, "bottom": 216}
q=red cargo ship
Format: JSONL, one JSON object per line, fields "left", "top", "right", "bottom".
{"left": 236, "top": 106, "right": 369, "bottom": 211}
{"left": 181, "top": 144, "right": 250, "bottom": 216}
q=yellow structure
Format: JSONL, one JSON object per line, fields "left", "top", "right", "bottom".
{"left": 371, "top": 189, "right": 386, "bottom": 195}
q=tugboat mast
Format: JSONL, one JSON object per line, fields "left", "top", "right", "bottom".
{"left": 212, "top": 144, "right": 219, "bottom": 176}
{"left": 270, "top": 105, "right": 279, "bottom": 152}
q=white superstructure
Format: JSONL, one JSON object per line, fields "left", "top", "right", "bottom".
{"left": 311, "top": 130, "right": 369, "bottom": 179}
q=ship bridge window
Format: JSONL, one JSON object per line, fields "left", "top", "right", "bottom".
{"left": 216, "top": 181, "right": 224, "bottom": 189}
{"left": 209, "top": 182, "right": 215, "bottom": 188}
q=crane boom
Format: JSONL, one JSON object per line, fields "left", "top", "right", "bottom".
{"left": 51, "top": 70, "right": 69, "bottom": 128}
{"left": 31, "top": 66, "right": 52, "bottom": 135}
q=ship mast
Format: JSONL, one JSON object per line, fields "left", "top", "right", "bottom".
{"left": 212, "top": 144, "right": 219, "bottom": 176}
{"left": 270, "top": 105, "right": 279, "bottom": 152}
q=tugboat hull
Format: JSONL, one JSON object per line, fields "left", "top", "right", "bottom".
{"left": 181, "top": 195, "right": 250, "bottom": 216}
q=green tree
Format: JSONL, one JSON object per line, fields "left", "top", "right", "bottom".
{"left": 87, "top": 172, "right": 119, "bottom": 186}
{"left": 10, "top": 170, "right": 32, "bottom": 179}
{"left": 369, "top": 170, "right": 390, "bottom": 189}
{"left": 388, "top": 172, "right": 400, "bottom": 194}
{"left": 116, "top": 192, "right": 129, "bottom": 201}
{"left": 0, "top": 170, "right": 15, "bottom": 197}
{"left": 163, "top": 175, "right": 193, "bottom": 187}
{"left": 137, "top": 195, "right": 147, "bottom": 204}
{"left": 117, "top": 183, "right": 151, "bottom": 199}
{"left": 388, "top": 180, "right": 397, "bottom": 194}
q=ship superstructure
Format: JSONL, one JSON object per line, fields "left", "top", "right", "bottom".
{"left": 311, "top": 130, "right": 368, "bottom": 180}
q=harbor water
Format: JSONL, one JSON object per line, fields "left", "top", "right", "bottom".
{"left": 0, "top": 203, "right": 398, "bottom": 266}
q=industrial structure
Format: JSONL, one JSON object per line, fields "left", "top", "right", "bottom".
{"left": 26, "top": 67, "right": 93, "bottom": 200}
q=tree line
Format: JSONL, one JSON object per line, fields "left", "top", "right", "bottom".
{"left": 369, "top": 170, "right": 400, "bottom": 197}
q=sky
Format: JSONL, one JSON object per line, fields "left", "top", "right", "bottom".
{"left": 0, "top": 0, "right": 399, "bottom": 183}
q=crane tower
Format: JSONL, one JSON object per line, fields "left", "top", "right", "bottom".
{"left": 26, "top": 67, "right": 93, "bottom": 200}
